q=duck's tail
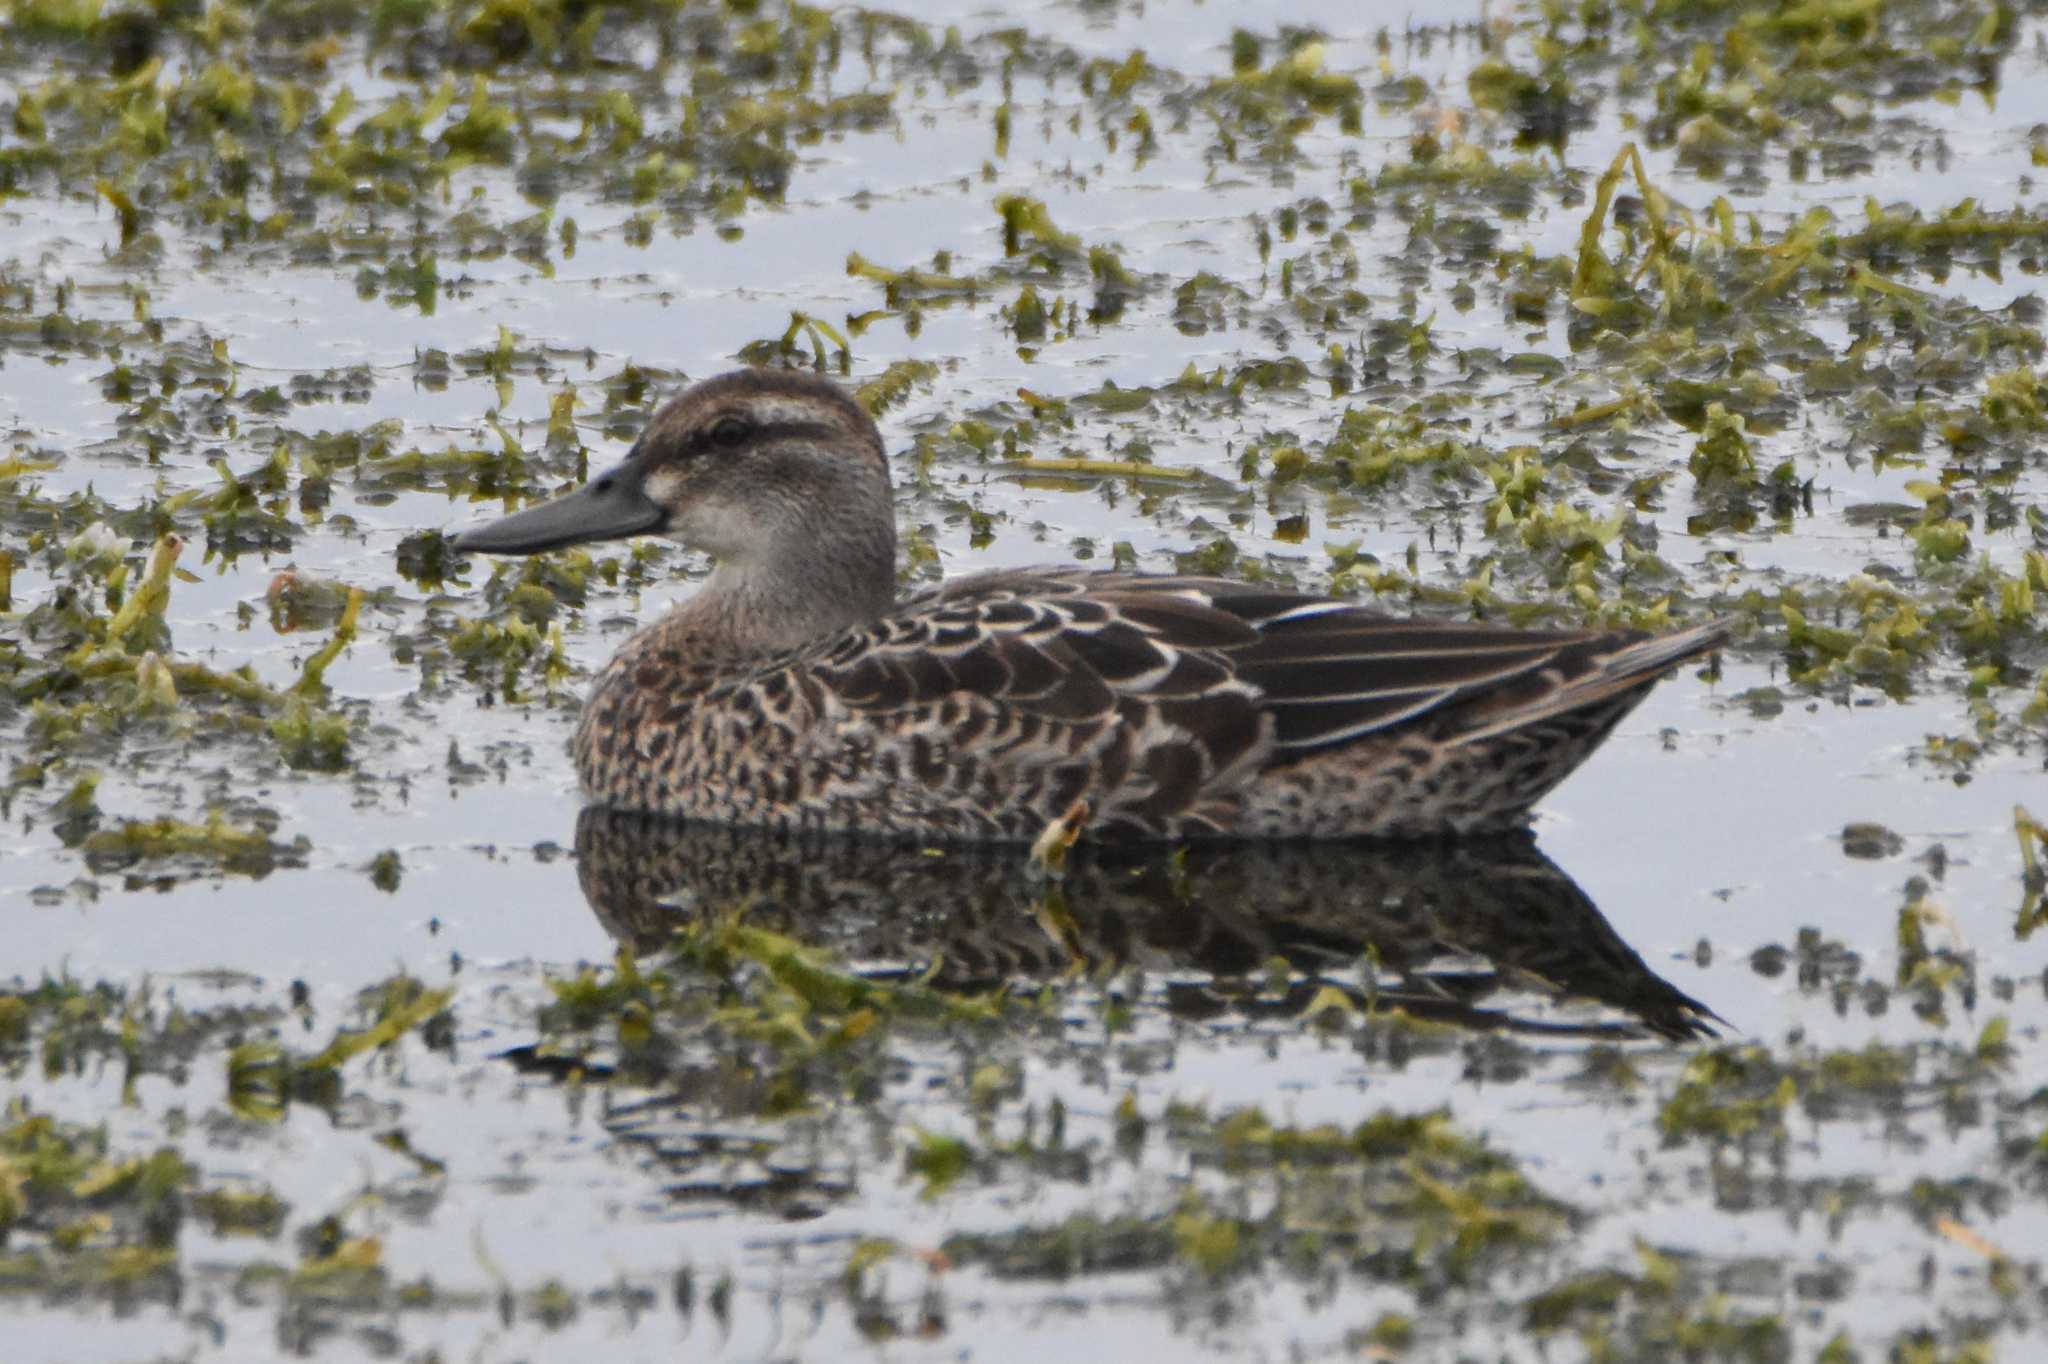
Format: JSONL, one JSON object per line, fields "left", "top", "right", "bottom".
{"left": 1447, "top": 617, "right": 1731, "bottom": 746}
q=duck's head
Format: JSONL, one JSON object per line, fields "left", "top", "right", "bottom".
{"left": 451, "top": 368, "right": 893, "bottom": 570}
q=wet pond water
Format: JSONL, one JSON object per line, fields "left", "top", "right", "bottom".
{"left": 5, "top": 0, "right": 2048, "bottom": 1359}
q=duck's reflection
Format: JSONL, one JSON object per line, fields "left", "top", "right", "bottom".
{"left": 574, "top": 808, "right": 1721, "bottom": 1041}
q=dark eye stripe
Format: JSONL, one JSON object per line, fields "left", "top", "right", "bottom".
{"left": 758, "top": 419, "right": 842, "bottom": 444}
{"left": 690, "top": 419, "right": 839, "bottom": 452}
{"left": 643, "top": 416, "right": 856, "bottom": 464}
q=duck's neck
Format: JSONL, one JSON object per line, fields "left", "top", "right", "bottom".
{"left": 664, "top": 516, "right": 898, "bottom": 660}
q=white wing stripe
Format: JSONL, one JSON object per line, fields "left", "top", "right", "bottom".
{"left": 1250, "top": 600, "right": 1357, "bottom": 626}
{"left": 1270, "top": 690, "right": 1453, "bottom": 747}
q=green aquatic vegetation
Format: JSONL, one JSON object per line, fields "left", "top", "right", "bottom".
{"left": 362, "top": 438, "right": 536, "bottom": 497}
{"left": 1808, "top": 1042, "right": 1912, "bottom": 1110}
{"left": 1207, "top": 38, "right": 1362, "bottom": 137}
{"left": 0, "top": 1099, "right": 204, "bottom": 1286}
{"left": 2014, "top": 807, "right": 2047, "bottom": 939}
{"left": 1894, "top": 884, "right": 1975, "bottom": 1023}
{"left": 905, "top": 1130, "right": 972, "bottom": 1198}
{"left": 1372, "top": 140, "right": 1553, "bottom": 225}
{"left": 1403, "top": 1163, "right": 1568, "bottom": 1275}
{"left": 0, "top": 977, "right": 279, "bottom": 1093}
{"left": 0, "top": 515, "right": 372, "bottom": 777}
{"left": 1525, "top": 1266, "right": 1654, "bottom": 1331}
{"left": 532, "top": 915, "right": 1014, "bottom": 1114}
{"left": 677, "top": 920, "right": 1004, "bottom": 1031}
{"left": 719, "top": 86, "right": 894, "bottom": 147}
{"left": 354, "top": 253, "right": 442, "bottom": 312}
{"left": 1201, "top": 1105, "right": 1496, "bottom": 1170}
{"left": 191, "top": 1184, "right": 289, "bottom": 1238}
{"left": 265, "top": 571, "right": 366, "bottom": 635}
{"left": 1779, "top": 587, "right": 1932, "bottom": 695}
{"left": 846, "top": 251, "right": 984, "bottom": 302}
{"left": 446, "top": 612, "right": 570, "bottom": 700}
{"left": 1466, "top": 54, "right": 1574, "bottom": 154}
{"left": 1659, "top": 1032, "right": 1984, "bottom": 1151}
{"left": 1687, "top": 403, "right": 1757, "bottom": 487}
{"left": 267, "top": 697, "right": 353, "bottom": 772}
{"left": 943, "top": 1212, "right": 1179, "bottom": 1280}
{"left": 1169, "top": 1203, "right": 1245, "bottom": 1278}
{"left": 289, "top": 586, "right": 361, "bottom": 696}
{"left": 440, "top": 76, "right": 516, "bottom": 164}
{"left": 1883, "top": 1330, "right": 1998, "bottom": 1364}
{"left": 287, "top": 1232, "right": 387, "bottom": 1305}
{"left": 1, "top": 1103, "right": 125, "bottom": 1217}
{"left": 226, "top": 974, "right": 451, "bottom": 1122}
{"left": 1570, "top": 143, "right": 1685, "bottom": 330}
{"left": 0, "top": 1241, "right": 181, "bottom": 1303}
{"left": 1160, "top": 1102, "right": 1569, "bottom": 1280}
{"left": 736, "top": 311, "right": 852, "bottom": 371}
{"left": 1069, "top": 381, "right": 1155, "bottom": 417}
{"left": 1969, "top": 1015, "right": 2011, "bottom": 1072}
{"left": 1366, "top": 313, "right": 1437, "bottom": 368}
{"left": 1907, "top": 516, "right": 1970, "bottom": 565}
{"left": 0, "top": 3, "right": 954, "bottom": 304}
{"left": 1658, "top": 1046, "right": 1798, "bottom": 1146}
{"left": 1841, "top": 200, "right": 2048, "bottom": 272}
{"left": 1757, "top": 539, "right": 2048, "bottom": 714}
{"left": 1640, "top": 0, "right": 2011, "bottom": 160}
{"left": 542, "top": 949, "right": 669, "bottom": 1035}
{"left": 1006, "top": 456, "right": 1202, "bottom": 483}
{"left": 995, "top": 194, "right": 1081, "bottom": 262}
{"left": 319, "top": 976, "right": 453, "bottom": 1069}
{"left": 64, "top": 532, "right": 185, "bottom": 668}
{"left": 1656, "top": 1299, "right": 1790, "bottom": 1362}
{"left": 1169, "top": 271, "right": 1250, "bottom": 337}
{"left": 1005, "top": 285, "right": 1050, "bottom": 343}
{"left": 80, "top": 814, "right": 308, "bottom": 877}
{"left": 1285, "top": 404, "right": 1492, "bottom": 491}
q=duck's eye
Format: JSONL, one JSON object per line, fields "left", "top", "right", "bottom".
{"left": 709, "top": 416, "right": 752, "bottom": 449}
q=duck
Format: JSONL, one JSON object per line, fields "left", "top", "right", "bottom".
{"left": 450, "top": 367, "right": 1728, "bottom": 842}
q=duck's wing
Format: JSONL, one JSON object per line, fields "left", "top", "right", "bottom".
{"left": 801, "top": 570, "right": 1725, "bottom": 830}
{"left": 802, "top": 570, "right": 1272, "bottom": 830}
{"left": 1162, "top": 577, "right": 1731, "bottom": 760}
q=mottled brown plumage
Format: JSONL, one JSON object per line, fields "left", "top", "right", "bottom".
{"left": 452, "top": 369, "right": 1728, "bottom": 842}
